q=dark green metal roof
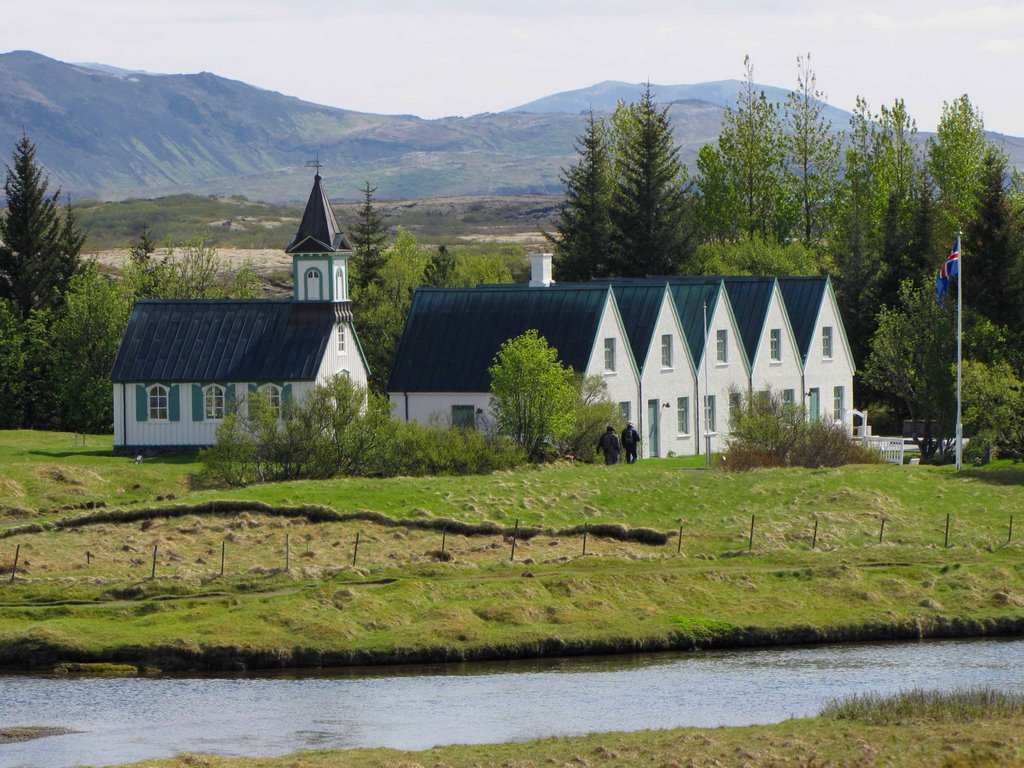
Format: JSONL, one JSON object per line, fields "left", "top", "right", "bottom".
{"left": 663, "top": 278, "right": 723, "bottom": 366}
{"left": 111, "top": 300, "right": 338, "bottom": 383}
{"left": 777, "top": 277, "right": 828, "bottom": 364}
{"left": 388, "top": 286, "right": 612, "bottom": 393}
{"left": 606, "top": 284, "right": 668, "bottom": 368}
{"left": 720, "top": 277, "right": 776, "bottom": 365}
{"left": 285, "top": 174, "right": 352, "bottom": 254}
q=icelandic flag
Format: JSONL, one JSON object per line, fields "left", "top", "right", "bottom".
{"left": 936, "top": 236, "right": 961, "bottom": 305}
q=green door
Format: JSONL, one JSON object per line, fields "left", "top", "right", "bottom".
{"left": 808, "top": 388, "right": 820, "bottom": 423}
{"left": 647, "top": 399, "right": 660, "bottom": 458}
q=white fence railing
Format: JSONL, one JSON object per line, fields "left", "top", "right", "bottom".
{"left": 862, "top": 437, "right": 906, "bottom": 465}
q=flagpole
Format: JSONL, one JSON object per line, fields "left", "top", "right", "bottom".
{"left": 703, "top": 300, "right": 711, "bottom": 468}
{"left": 956, "top": 230, "right": 963, "bottom": 471}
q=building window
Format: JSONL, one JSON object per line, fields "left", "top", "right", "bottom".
{"left": 783, "top": 389, "right": 796, "bottom": 406}
{"left": 704, "top": 395, "right": 717, "bottom": 433}
{"left": 833, "top": 386, "right": 845, "bottom": 422}
{"left": 822, "top": 326, "right": 834, "bottom": 359}
{"left": 204, "top": 384, "right": 225, "bottom": 420}
{"left": 337, "top": 325, "right": 346, "bottom": 354}
{"left": 770, "top": 328, "right": 781, "bottom": 362}
{"left": 452, "top": 405, "right": 475, "bottom": 429}
{"left": 661, "top": 334, "right": 672, "bottom": 368}
{"left": 729, "top": 391, "right": 742, "bottom": 418}
{"left": 604, "top": 337, "right": 616, "bottom": 372}
{"left": 148, "top": 385, "right": 168, "bottom": 421}
{"left": 260, "top": 384, "right": 282, "bottom": 417}
{"left": 619, "top": 401, "right": 631, "bottom": 422}
{"left": 716, "top": 329, "right": 728, "bottom": 363}
{"left": 304, "top": 268, "right": 322, "bottom": 300}
{"left": 677, "top": 397, "right": 690, "bottom": 435}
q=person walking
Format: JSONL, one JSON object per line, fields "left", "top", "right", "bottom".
{"left": 596, "top": 425, "right": 621, "bottom": 465}
{"left": 621, "top": 421, "right": 640, "bottom": 464}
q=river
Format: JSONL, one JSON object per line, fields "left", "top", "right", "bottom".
{"left": 4, "top": 637, "right": 1024, "bottom": 767}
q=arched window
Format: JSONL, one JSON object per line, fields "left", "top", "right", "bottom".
{"left": 204, "top": 384, "right": 225, "bottom": 420}
{"left": 148, "top": 385, "right": 168, "bottom": 421}
{"left": 336, "top": 265, "right": 346, "bottom": 301}
{"left": 260, "top": 384, "right": 282, "bottom": 417}
{"left": 304, "top": 268, "right": 322, "bottom": 300}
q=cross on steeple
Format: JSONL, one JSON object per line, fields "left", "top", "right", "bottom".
{"left": 305, "top": 154, "right": 322, "bottom": 176}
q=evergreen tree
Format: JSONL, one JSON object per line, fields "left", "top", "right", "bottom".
{"left": 350, "top": 181, "right": 388, "bottom": 291}
{"left": 784, "top": 53, "right": 840, "bottom": 247}
{"left": 718, "top": 56, "right": 789, "bottom": 241}
{"left": 607, "top": 83, "right": 692, "bottom": 276}
{"left": 966, "top": 147, "right": 1023, "bottom": 334}
{"left": 0, "top": 134, "right": 84, "bottom": 318}
{"left": 546, "top": 112, "right": 613, "bottom": 281}
{"left": 423, "top": 244, "right": 456, "bottom": 287}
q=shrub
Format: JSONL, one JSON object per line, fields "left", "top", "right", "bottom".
{"left": 556, "top": 374, "right": 620, "bottom": 463}
{"left": 725, "top": 388, "right": 874, "bottom": 470}
{"left": 201, "top": 375, "right": 526, "bottom": 484}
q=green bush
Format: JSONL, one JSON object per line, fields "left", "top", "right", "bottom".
{"left": 201, "top": 375, "right": 525, "bottom": 484}
{"left": 725, "top": 388, "right": 878, "bottom": 470}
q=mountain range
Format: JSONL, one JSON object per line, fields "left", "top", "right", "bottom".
{"left": 1, "top": 50, "right": 1022, "bottom": 204}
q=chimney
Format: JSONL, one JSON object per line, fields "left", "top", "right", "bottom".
{"left": 529, "top": 252, "right": 554, "bottom": 288}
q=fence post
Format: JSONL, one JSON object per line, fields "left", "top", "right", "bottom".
{"left": 879, "top": 518, "right": 886, "bottom": 544}
{"left": 944, "top": 514, "right": 951, "bottom": 548}
{"left": 151, "top": 544, "right": 157, "bottom": 579}
{"left": 676, "top": 523, "right": 683, "bottom": 555}
{"left": 811, "top": 519, "right": 818, "bottom": 550}
{"left": 748, "top": 514, "right": 755, "bottom": 552}
{"left": 9, "top": 544, "right": 19, "bottom": 582}
{"left": 583, "top": 522, "right": 588, "bottom": 556}
{"left": 441, "top": 527, "right": 447, "bottom": 555}
{"left": 1008, "top": 515, "right": 1014, "bottom": 546}
{"left": 352, "top": 531, "right": 360, "bottom": 567}
{"left": 220, "top": 540, "right": 225, "bottom": 576}
{"left": 285, "top": 533, "right": 290, "bottom": 572}
{"left": 511, "top": 518, "right": 519, "bottom": 561}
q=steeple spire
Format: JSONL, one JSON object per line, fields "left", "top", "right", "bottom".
{"left": 287, "top": 170, "right": 353, "bottom": 304}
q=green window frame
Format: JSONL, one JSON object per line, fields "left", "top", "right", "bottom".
{"left": 704, "top": 394, "right": 716, "bottom": 433}
{"left": 822, "top": 326, "right": 834, "bottom": 359}
{"left": 661, "top": 334, "right": 672, "bottom": 368}
{"left": 833, "top": 386, "right": 844, "bottom": 421}
{"left": 452, "top": 404, "right": 476, "bottom": 429}
{"left": 619, "top": 401, "right": 631, "bottom": 422}
{"left": 716, "top": 329, "right": 728, "bottom": 363}
{"left": 677, "top": 397, "right": 689, "bottom": 435}
{"left": 770, "top": 328, "right": 781, "bottom": 361}
{"left": 604, "top": 337, "right": 616, "bottom": 372}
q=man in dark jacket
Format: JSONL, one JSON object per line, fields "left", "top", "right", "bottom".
{"left": 597, "top": 425, "right": 621, "bottom": 465}
{"left": 621, "top": 421, "right": 640, "bottom": 464}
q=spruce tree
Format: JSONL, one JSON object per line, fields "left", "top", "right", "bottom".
{"left": 0, "top": 134, "right": 83, "bottom": 318}
{"left": 607, "top": 84, "right": 691, "bottom": 276}
{"left": 546, "top": 112, "right": 613, "bottom": 281}
{"left": 350, "top": 180, "right": 388, "bottom": 291}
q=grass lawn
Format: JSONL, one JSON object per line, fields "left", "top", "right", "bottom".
{"left": 1, "top": 430, "right": 1024, "bottom": 671}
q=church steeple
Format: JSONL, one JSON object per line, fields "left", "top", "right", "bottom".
{"left": 286, "top": 172, "right": 353, "bottom": 304}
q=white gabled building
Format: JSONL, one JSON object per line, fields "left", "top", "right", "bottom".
{"left": 387, "top": 279, "right": 639, "bottom": 428}
{"left": 386, "top": 256, "right": 855, "bottom": 458}
{"left": 111, "top": 173, "right": 369, "bottom": 450}
{"left": 778, "top": 277, "right": 856, "bottom": 426}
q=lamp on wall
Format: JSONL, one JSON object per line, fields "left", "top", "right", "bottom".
{"left": 662, "top": 402, "right": 671, "bottom": 408}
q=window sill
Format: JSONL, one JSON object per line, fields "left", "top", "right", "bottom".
{"left": 716, "top": 362, "right": 729, "bottom": 368}
{"left": 603, "top": 370, "right": 617, "bottom": 376}
{"left": 769, "top": 360, "right": 782, "bottom": 366}
{"left": 660, "top": 367, "right": 674, "bottom": 373}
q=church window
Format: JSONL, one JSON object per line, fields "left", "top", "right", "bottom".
{"left": 304, "top": 268, "right": 323, "bottom": 300}
{"left": 260, "top": 384, "right": 282, "bottom": 417}
{"left": 204, "top": 384, "right": 225, "bottom": 420}
{"left": 148, "top": 385, "right": 168, "bottom": 421}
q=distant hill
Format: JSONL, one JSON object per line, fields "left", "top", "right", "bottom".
{"left": 1, "top": 51, "right": 1022, "bottom": 204}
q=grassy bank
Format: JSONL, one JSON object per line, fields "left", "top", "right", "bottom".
{"left": 100, "top": 689, "right": 1024, "bottom": 767}
{"left": 1, "top": 431, "right": 1024, "bottom": 670}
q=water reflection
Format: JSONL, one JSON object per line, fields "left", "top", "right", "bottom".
{"left": 3, "top": 638, "right": 1024, "bottom": 768}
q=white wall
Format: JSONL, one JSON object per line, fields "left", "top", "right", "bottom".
{"left": 692, "top": 295, "right": 749, "bottom": 454}
{"left": 317, "top": 321, "right": 369, "bottom": 388}
{"left": 584, "top": 294, "right": 641, "bottom": 422}
{"left": 637, "top": 293, "right": 698, "bottom": 458}
{"left": 750, "top": 287, "right": 804, "bottom": 400}
{"left": 390, "top": 392, "right": 493, "bottom": 425}
{"left": 802, "top": 284, "right": 855, "bottom": 427}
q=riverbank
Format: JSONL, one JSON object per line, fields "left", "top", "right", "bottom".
{"left": 80, "top": 689, "right": 1024, "bottom": 767}
{"left": 2, "top": 431, "right": 1023, "bottom": 672}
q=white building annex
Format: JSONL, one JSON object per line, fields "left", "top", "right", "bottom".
{"left": 388, "top": 255, "right": 855, "bottom": 459}
{"left": 111, "top": 173, "right": 369, "bottom": 450}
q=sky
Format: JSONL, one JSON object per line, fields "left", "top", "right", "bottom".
{"left": 6, "top": 0, "right": 1024, "bottom": 135}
